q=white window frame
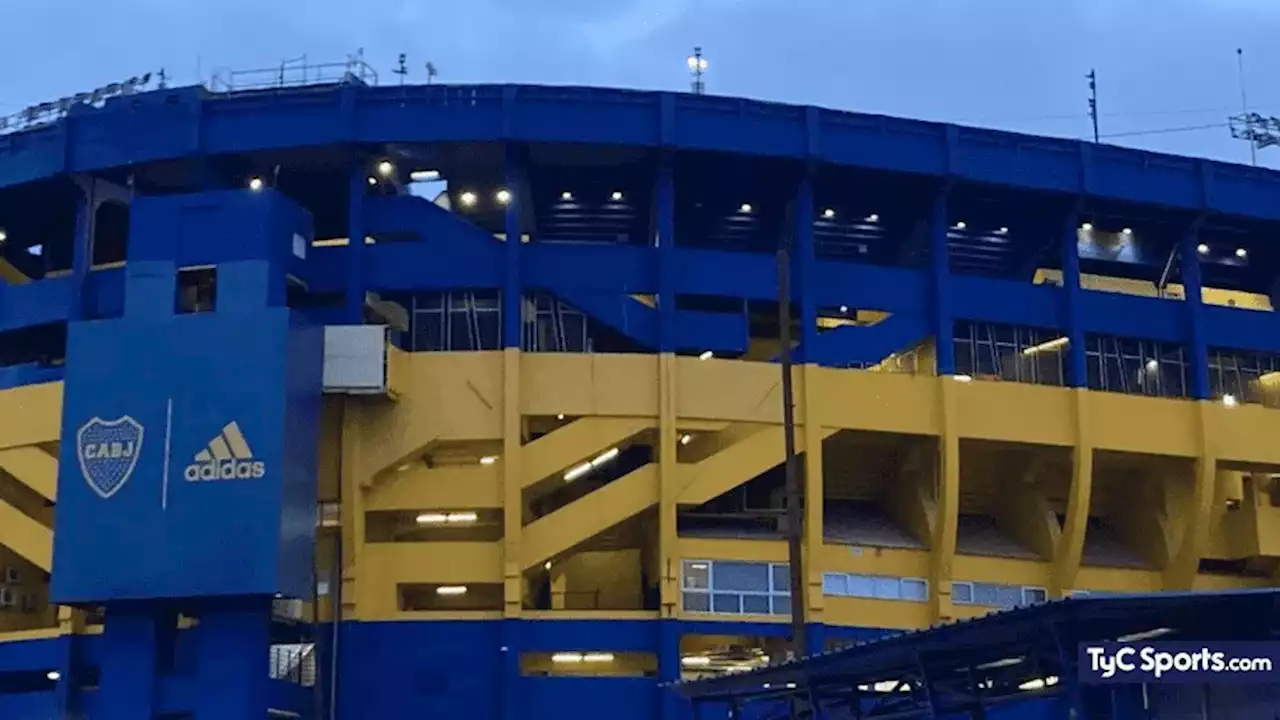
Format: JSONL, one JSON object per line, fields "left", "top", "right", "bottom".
{"left": 820, "top": 572, "right": 928, "bottom": 604}
{"left": 681, "top": 560, "right": 792, "bottom": 617}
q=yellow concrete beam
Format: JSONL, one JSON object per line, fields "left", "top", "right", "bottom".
{"left": 801, "top": 365, "right": 824, "bottom": 620}
{"left": 658, "top": 353, "right": 679, "bottom": 618}
{"left": 502, "top": 347, "right": 523, "bottom": 616}
{"left": 520, "top": 464, "right": 658, "bottom": 572}
{"left": 0, "top": 258, "right": 29, "bottom": 284}
{"left": 0, "top": 498, "right": 51, "bottom": 572}
{"left": 1052, "top": 388, "right": 1093, "bottom": 598}
{"left": 0, "top": 382, "right": 63, "bottom": 450}
{"left": 928, "top": 377, "right": 960, "bottom": 625}
{"left": 993, "top": 457, "right": 1061, "bottom": 563}
{"left": 676, "top": 425, "right": 837, "bottom": 507}
{"left": 1165, "top": 402, "right": 1217, "bottom": 590}
{"left": 0, "top": 446, "right": 57, "bottom": 502}
{"left": 366, "top": 465, "right": 500, "bottom": 511}
{"left": 521, "top": 416, "right": 652, "bottom": 489}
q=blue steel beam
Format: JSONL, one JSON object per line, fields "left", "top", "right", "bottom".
{"left": 2, "top": 84, "right": 1280, "bottom": 224}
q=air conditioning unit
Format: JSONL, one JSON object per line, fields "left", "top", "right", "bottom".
{"left": 322, "top": 325, "right": 398, "bottom": 396}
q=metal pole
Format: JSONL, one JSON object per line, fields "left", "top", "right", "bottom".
{"left": 777, "top": 233, "right": 806, "bottom": 658}
{"left": 1087, "top": 70, "right": 1099, "bottom": 143}
{"left": 1238, "top": 48, "right": 1257, "bottom": 167}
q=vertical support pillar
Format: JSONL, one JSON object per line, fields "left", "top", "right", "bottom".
{"left": 96, "top": 606, "right": 166, "bottom": 719}
{"left": 193, "top": 600, "right": 273, "bottom": 719}
{"left": 69, "top": 179, "right": 95, "bottom": 321}
{"left": 1053, "top": 389, "right": 1093, "bottom": 598}
{"left": 929, "top": 190, "right": 955, "bottom": 375}
{"left": 1165, "top": 404, "right": 1215, "bottom": 590}
{"left": 1178, "top": 222, "right": 1210, "bottom": 400}
{"left": 928, "top": 379, "right": 960, "bottom": 625}
{"left": 344, "top": 163, "right": 367, "bottom": 323}
{"left": 1060, "top": 207, "right": 1087, "bottom": 387}
{"left": 338, "top": 399, "right": 366, "bottom": 620}
{"left": 501, "top": 146, "right": 525, "bottom": 619}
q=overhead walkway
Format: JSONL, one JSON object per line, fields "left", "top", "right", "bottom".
{"left": 674, "top": 589, "right": 1280, "bottom": 719}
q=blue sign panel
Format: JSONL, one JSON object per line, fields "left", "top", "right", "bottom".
{"left": 51, "top": 308, "right": 322, "bottom": 604}
{"left": 1079, "top": 642, "right": 1280, "bottom": 684}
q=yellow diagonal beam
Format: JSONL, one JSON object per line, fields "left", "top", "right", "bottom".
{"left": 521, "top": 417, "right": 651, "bottom": 489}
{"left": 0, "top": 498, "right": 52, "bottom": 572}
{"left": 0, "top": 447, "right": 58, "bottom": 502}
{"left": 520, "top": 464, "right": 658, "bottom": 571}
{"left": 676, "top": 425, "right": 837, "bottom": 506}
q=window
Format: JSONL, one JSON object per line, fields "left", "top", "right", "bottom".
{"left": 820, "top": 573, "right": 928, "bottom": 603}
{"left": 681, "top": 560, "right": 791, "bottom": 617}
{"left": 951, "top": 581, "right": 1050, "bottom": 609}
{"left": 3, "top": 567, "right": 17, "bottom": 583}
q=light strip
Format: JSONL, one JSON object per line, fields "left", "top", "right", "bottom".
{"left": 1021, "top": 337, "right": 1069, "bottom": 356}
{"left": 564, "top": 447, "right": 621, "bottom": 482}
{"left": 551, "top": 653, "right": 584, "bottom": 663}
{"left": 436, "top": 586, "right": 467, "bottom": 596}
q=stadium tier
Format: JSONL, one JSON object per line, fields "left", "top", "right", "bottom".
{"left": 0, "top": 79, "right": 1279, "bottom": 718}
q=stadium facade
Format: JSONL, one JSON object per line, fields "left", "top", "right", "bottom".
{"left": 0, "top": 74, "right": 1279, "bottom": 718}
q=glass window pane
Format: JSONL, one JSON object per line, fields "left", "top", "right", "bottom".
{"left": 995, "top": 585, "right": 1022, "bottom": 609}
{"left": 873, "top": 577, "right": 900, "bottom": 600}
{"left": 683, "top": 592, "right": 710, "bottom": 612}
{"left": 848, "top": 575, "right": 876, "bottom": 598}
{"left": 713, "top": 562, "right": 770, "bottom": 593}
{"left": 683, "top": 561, "right": 710, "bottom": 590}
{"left": 771, "top": 564, "right": 790, "bottom": 593}
{"left": 901, "top": 579, "right": 928, "bottom": 602}
{"left": 973, "top": 582, "right": 1000, "bottom": 607}
{"left": 742, "top": 595, "right": 771, "bottom": 614}
{"left": 953, "top": 582, "right": 974, "bottom": 604}
{"left": 772, "top": 595, "right": 791, "bottom": 616}
{"left": 822, "top": 573, "right": 848, "bottom": 597}
{"left": 1024, "top": 587, "right": 1048, "bottom": 605}
{"left": 711, "top": 593, "right": 742, "bottom": 614}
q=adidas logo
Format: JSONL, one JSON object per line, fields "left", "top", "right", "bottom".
{"left": 184, "top": 421, "right": 266, "bottom": 482}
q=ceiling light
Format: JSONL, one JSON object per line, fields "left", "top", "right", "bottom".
{"left": 839, "top": 305, "right": 849, "bottom": 313}
{"left": 1223, "top": 394, "right": 1239, "bottom": 408}
{"left": 822, "top": 208, "right": 835, "bottom": 219}
{"left": 248, "top": 177, "right": 264, "bottom": 191}
{"left": 27, "top": 244, "right": 42, "bottom": 257}
{"left": 367, "top": 176, "right": 378, "bottom": 186}
{"left": 681, "top": 656, "right": 712, "bottom": 667}
{"left": 480, "top": 456, "right": 497, "bottom": 466}
{"left": 998, "top": 226, "right": 1009, "bottom": 234}
{"left": 544, "top": 561, "right": 552, "bottom": 571}
{"left": 1236, "top": 248, "right": 1248, "bottom": 259}
{"left": 739, "top": 203, "right": 753, "bottom": 213}
{"left": 954, "top": 221, "right": 967, "bottom": 230}
{"left": 563, "top": 447, "right": 620, "bottom": 482}
{"left": 680, "top": 434, "right": 692, "bottom": 446}
{"left": 556, "top": 413, "right": 565, "bottom": 420}
{"left": 377, "top": 160, "right": 395, "bottom": 177}
{"left": 459, "top": 191, "right": 477, "bottom": 207}
{"left": 436, "top": 586, "right": 468, "bottom": 596}
{"left": 496, "top": 189, "right": 511, "bottom": 205}
{"left": 416, "top": 513, "right": 449, "bottom": 525}
{"left": 561, "top": 191, "right": 573, "bottom": 201}
{"left": 611, "top": 191, "right": 624, "bottom": 201}
{"left": 866, "top": 213, "right": 879, "bottom": 223}
{"left": 1081, "top": 222, "right": 1093, "bottom": 231}
{"left": 409, "top": 169, "right": 440, "bottom": 182}
{"left": 552, "top": 653, "right": 584, "bottom": 663}
{"left": 1145, "top": 359, "right": 1159, "bottom": 373}
{"left": 583, "top": 653, "right": 614, "bottom": 663}
{"left": 1121, "top": 227, "right": 1133, "bottom": 235}
{"left": 698, "top": 351, "right": 713, "bottom": 361}
{"left": 46, "top": 671, "right": 60, "bottom": 681}
{"left": 952, "top": 374, "right": 972, "bottom": 382}
{"left": 445, "top": 512, "right": 478, "bottom": 523}
{"left": 1197, "top": 243, "right": 1209, "bottom": 254}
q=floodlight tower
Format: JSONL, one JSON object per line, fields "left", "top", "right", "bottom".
{"left": 688, "top": 47, "right": 708, "bottom": 95}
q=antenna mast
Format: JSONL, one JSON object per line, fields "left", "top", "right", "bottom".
{"left": 687, "top": 47, "right": 707, "bottom": 95}
{"left": 1086, "top": 69, "right": 1099, "bottom": 143}
{"left": 393, "top": 54, "right": 408, "bottom": 86}
{"left": 1228, "top": 49, "right": 1280, "bottom": 162}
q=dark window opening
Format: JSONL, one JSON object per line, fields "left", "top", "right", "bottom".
{"left": 176, "top": 267, "right": 216, "bottom": 314}
{"left": 92, "top": 201, "right": 130, "bottom": 266}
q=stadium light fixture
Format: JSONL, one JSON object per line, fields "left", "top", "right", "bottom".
{"left": 1236, "top": 247, "right": 1248, "bottom": 259}
{"left": 561, "top": 191, "right": 573, "bottom": 201}
{"left": 496, "top": 189, "right": 511, "bottom": 205}
{"left": 998, "top": 226, "right": 1009, "bottom": 234}
{"left": 739, "top": 203, "right": 753, "bottom": 213}
{"left": 822, "top": 208, "right": 835, "bottom": 219}
{"left": 377, "top": 160, "right": 395, "bottom": 177}
{"left": 866, "top": 213, "right": 879, "bottom": 223}
{"left": 459, "top": 191, "right": 477, "bottom": 208}
{"left": 1197, "top": 244, "right": 1210, "bottom": 255}
{"left": 248, "top": 177, "right": 264, "bottom": 191}
{"left": 953, "top": 221, "right": 967, "bottom": 230}
{"left": 611, "top": 190, "right": 624, "bottom": 201}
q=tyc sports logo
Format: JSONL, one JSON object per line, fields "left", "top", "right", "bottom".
{"left": 76, "top": 416, "right": 144, "bottom": 499}
{"left": 184, "top": 421, "right": 266, "bottom": 482}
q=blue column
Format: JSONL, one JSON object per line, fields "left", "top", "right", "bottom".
{"left": 344, "top": 164, "right": 367, "bottom": 323}
{"left": 503, "top": 148, "right": 523, "bottom": 349}
{"left": 655, "top": 158, "right": 676, "bottom": 352}
{"left": 500, "top": 618, "right": 522, "bottom": 720}
{"left": 1060, "top": 209, "right": 1086, "bottom": 387}
{"left": 193, "top": 600, "right": 273, "bottom": 719}
{"left": 658, "top": 618, "right": 682, "bottom": 720}
{"left": 1178, "top": 225, "right": 1210, "bottom": 399}
{"left": 794, "top": 172, "right": 817, "bottom": 361}
{"left": 804, "top": 621, "right": 826, "bottom": 657}
{"left": 929, "top": 191, "right": 955, "bottom": 375}
{"left": 69, "top": 183, "right": 93, "bottom": 320}
{"left": 96, "top": 607, "right": 165, "bottom": 719}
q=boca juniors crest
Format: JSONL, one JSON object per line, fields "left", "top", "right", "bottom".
{"left": 75, "top": 416, "right": 144, "bottom": 499}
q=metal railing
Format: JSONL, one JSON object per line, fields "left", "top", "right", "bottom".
{"left": 270, "top": 643, "right": 318, "bottom": 686}
{"left": 207, "top": 52, "right": 378, "bottom": 94}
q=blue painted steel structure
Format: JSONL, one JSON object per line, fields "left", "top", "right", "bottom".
{"left": 675, "top": 589, "right": 1280, "bottom": 719}
{"left": 0, "top": 80, "right": 1279, "bottom": 718}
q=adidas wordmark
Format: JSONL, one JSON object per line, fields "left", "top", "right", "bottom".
{"left": 184, "top": 421, "right": 267, "bottom": 481}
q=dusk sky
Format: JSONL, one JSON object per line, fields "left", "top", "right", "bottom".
{"left": 4, "top": 0, "right": 1280, "bottom": 167}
